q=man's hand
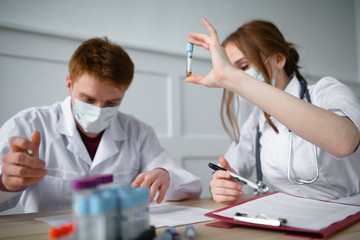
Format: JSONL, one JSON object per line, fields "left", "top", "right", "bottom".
{"left": 1, "top": 131, "right": 47, "bottom": 191}
{"left": 210, "top": 157, "right": 244, "bottom": 205}
{"left": 131, "top": 168, "right": 170, "bottom": 203}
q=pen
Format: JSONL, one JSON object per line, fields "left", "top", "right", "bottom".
{"left": 234, "top": 212, "right": 287, "bottom": 227}
{"left": 208, "top": 163, "right": 259, "bottom": 190}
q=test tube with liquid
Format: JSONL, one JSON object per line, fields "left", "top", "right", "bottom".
{"left": 186, "top": 43, "right": 193, "bottom": 77}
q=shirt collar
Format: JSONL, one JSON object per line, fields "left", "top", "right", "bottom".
{"left": 284, "top": 75, "right": 302, "bottom": 99}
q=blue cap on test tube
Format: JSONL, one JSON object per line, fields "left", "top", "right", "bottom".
{"left": 102, "top": 189, "right": 117, "bottom": 211}
{"left": 187, "top": 43, "right": 193, "bottom": 52}
{"left": 116, "top": 186, "right": 133, "bottom": 209}
{"left": 75, "top": 196, "right": 90, "bottom": 216}
{"left": 89, "top": 193, "right": 105, "bottom": 215}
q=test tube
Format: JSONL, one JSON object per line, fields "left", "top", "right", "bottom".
{"left": 89, "top": 191, "right": 118, "bottom": 240}
{"left": 186, "top": 43, "right": 193, "bottom": 77}
{"left": 74, "top": 196, "right": 92, "bottom": 240}
{"left": 72, "top": 178, "right": 98, "bottom": 230}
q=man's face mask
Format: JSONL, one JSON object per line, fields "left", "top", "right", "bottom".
{"left": 72, "top": 97, "right": 119, "bottom": 134}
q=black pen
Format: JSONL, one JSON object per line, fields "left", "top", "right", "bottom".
{"left": 208, "top": 163, "right": 258, "bottom": 190}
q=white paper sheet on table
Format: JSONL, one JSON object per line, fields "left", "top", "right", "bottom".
{"left": 149, "top": 203, "right": 214, "bottom": 227}
{"left": 35, "top": 203, "right": 214, "bottom": 227}
{"left": 35, "top": 214, "right": 73, "bottom": 227}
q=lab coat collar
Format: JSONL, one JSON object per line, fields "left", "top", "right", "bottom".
{"left": 90, "top": 112, "right": 129, "bottom": 168}
{"left": 58, "top": 96, "right": 76, "bottom": 137}
{"left": 258, "top": 75, "right": 301, "bottom": 133}
{"left": 57, "top": 96, "right": 90, "bottom": 162}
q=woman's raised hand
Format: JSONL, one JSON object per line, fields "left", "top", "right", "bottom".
{"left": 186, "top": 18, "right": 235, "bottom": 89}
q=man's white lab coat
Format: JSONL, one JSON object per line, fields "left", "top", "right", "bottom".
{"left": 0, "top": 97, "right": 201, "bottom": 212}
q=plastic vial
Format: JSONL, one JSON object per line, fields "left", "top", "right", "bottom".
{"left": 74, "top": 196, "right": 91, "bottom": 240}
{"left": 186, "top": 43, "right": 194, "bottom": 77}
{"left": 102, "top": 189, "right": 118, "bottom": 240}
{"left": 134, "top": 187, "right": 150, "bottom": 235}
{"left": 116, "top": 186, "right": 132, "bottom": 240}
{"left": 72, "top": 178, "right": 98, "bottom": 216}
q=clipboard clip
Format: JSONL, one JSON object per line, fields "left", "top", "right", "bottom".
{"left": 234, "top": 212, "right": 287, "bottom": 227}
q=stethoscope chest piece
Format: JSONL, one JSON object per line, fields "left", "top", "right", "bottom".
{"left": 254, "top": 181, "right": 269, "bottom": 196}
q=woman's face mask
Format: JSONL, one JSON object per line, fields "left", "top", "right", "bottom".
{"left": 244, "top": 56, "right": 278, "bottom": 86}
{"left": 72, "top": 97, "right": 120, "bottom": 134}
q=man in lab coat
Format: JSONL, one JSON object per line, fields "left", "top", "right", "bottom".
{"left": 0, "top": 37, "right": 201, "bottom": 213}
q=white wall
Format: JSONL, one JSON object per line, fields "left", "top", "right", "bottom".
{"left": 0, "top": 0, "right": 359, "bottom": 82}
{"left": 0, "top": 0, "right": 359, "bottom": 213}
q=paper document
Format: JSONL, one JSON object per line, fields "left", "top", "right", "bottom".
{"left": 36, "top": 204, "right": 214, "bottom": 228}
{"left": 150, "top": 203, "right": 214, "bottom": 228}
{"left": 213, "top": 192, "right": 360, "bottom": 231}
{"left": 35, "top": 214, "right": 72, "bottom": 227}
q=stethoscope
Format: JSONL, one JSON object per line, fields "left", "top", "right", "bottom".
{"left": 254, "top": 81, "right": 319, "bottom": 196}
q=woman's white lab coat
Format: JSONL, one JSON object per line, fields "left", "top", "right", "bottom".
{"left": 0, "top": 97, "right": 201, "bottom": 212}
{"left": 225, "top": 76, "right": 360, "bottom": 204}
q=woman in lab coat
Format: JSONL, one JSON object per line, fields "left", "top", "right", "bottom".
{"left": 186, "top": 18, "right": 360, "bottom": 205}
{"left": 0, "top": 37, "right": 201, "bottom": 213}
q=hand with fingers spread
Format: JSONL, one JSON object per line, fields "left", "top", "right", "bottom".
{"left": 186, "top": 17, "right": 235, "bottom": 89}
{"left": 131, "top": 168, "right": 170, "bottom": 203}
{"left": 1, "top": 131, "right": 47, "bottom": 191}
{"left": 210, "top": 157, "right": 244, "bottom": 205}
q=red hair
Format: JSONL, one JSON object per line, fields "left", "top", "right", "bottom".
{"left": 69, "top": 37, "right": 134, "bottom": 90}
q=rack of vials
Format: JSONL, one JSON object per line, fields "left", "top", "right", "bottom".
{"left": 72, "top": 174, "right": 152, "bottom": 240}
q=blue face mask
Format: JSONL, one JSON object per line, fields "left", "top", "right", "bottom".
{"left": 245, "top": 67, "right": 266, "bottom": 83}
{"left": 73, "top": 97, "right": 119, "bottom": 134}
{"left": 244, "top": 56, "right": 278, "bottom": 86}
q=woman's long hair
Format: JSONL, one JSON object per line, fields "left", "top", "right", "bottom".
{"left": 221, "top": 20, "right": 306, "bottom": 143}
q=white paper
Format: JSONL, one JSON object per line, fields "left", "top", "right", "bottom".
{"left": 213, "top": 192, "right": 360, "bottom": 231}
{"left": 35, "top": 204, "right": 214, "bottom": 228}
{"left": 35, "top": 214, "right": 73, "bottom": 227}
{"left": 149, "top": 203, "right": 214, "bottom": 228}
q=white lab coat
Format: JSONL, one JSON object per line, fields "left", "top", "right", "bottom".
{"left": 0, "top": 97, "right": 201, "bottom": 212}
{"left": 225, "top": 76, "right": 360, "bottom": 204}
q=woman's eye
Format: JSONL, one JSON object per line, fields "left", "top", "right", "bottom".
{"left": 240, "top": 65, "right": 249, "bottom": 71}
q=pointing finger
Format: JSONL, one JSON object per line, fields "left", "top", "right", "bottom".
{"left": 30, "top": 131, "right": 41, "bottom": 158}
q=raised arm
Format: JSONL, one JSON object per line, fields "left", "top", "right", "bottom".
{"left": 186, "top": 18, "right": 360, "bottom": 158}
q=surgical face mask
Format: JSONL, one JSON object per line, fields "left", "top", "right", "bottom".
{"left": 72, "top": 97, "right": 120, "bottom": 134}
{"left": 244, "top": 56, "right": 277, "bottom": 86}
{"left": 245, "top": 67, "right": 266, "bottom": 83}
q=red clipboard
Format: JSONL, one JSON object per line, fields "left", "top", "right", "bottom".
{"left": 205, "top": 192, "right": 360, "bottom": 239}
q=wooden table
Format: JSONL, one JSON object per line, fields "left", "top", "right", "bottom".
{"left": 0, "top": 198, "right": 359, "bottom": 240}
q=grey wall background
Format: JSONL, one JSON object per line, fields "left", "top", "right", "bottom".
{"left": 0, "top": 0, "right": 360, "bottom": 214}
{"left": 0, "top": 0, "right": 359, "bottom": 85}
{"left": 1, "top": 0, "right": 359, "bottom": 123}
